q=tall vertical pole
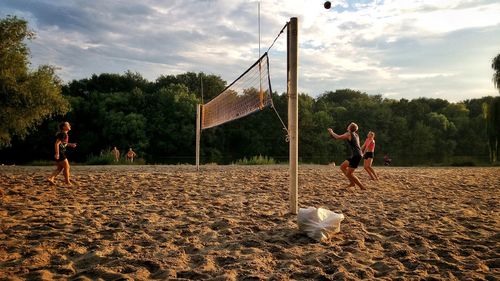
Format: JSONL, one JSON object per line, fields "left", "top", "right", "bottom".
{"left": 196, "top": 104, "right": 201, "bottom": 171}
{"left": 200, "top": 76, "right": 204, "bottom": 104}
{"left": 288, "top": 17, "right": 298, "bottom": 214}
{"left": 258, "top": 1, "right": 263, "bottom": 109}
{"left": 258, "top": 1, "right": 261, "bottom": 60}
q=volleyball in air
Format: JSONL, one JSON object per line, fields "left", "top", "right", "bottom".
{"left": 324, "top": 1, "right": 331, "bottom": 9}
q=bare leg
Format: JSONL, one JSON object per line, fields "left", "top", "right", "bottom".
{"left": 340, "top": 160, "right": 348, "bottom": 176}
{"left": 366, "top": 158, "right": 378, "bottom": 180}
{"left": 364, "top": 159, "right": 376, "bottom": 180}
{"left": 340, "top": 160, "right": 355, "bottom": 187}
{"left": 62, "top": 159, "right": 71, "bottom": 185}
{"left": 347, "top": 167, "right": 366, "bottom": 189}
{"left": 368, "top": 166, "right": 378, "bottom": 180}
{"left": 48, "top": 162, "right": 64, "bottom": 184}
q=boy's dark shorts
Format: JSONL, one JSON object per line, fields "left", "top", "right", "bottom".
{"left": 347, "top": 155, "right": 362, "bottom": 169}
{"left": 363, "top": 152, "right": 374, "bottom": 159}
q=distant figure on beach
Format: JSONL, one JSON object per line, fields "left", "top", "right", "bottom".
{"left": 112, "top": 146, "right": 120, "bottom": 162}
{"left": 328, "top": 123, "right": 366, "bottom": 189}
{"left": 126, "top": 148, "right": 137, "bottom": 163}
{"left": 384, "top": 153, "right": 392, "bottom": 166}
{"left": 361, "top": 131, "right": 379, "bottom": 180}
{"left": 47, "top": 122, "right": 77, "bottom": 185}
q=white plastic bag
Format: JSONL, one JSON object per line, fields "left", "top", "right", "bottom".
{"left": 297, "top": 207, "right": 345, "bottom": 241}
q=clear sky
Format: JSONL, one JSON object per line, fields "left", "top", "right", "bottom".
{"left": 1, "top": 0, "right": 499, "bottom": 101}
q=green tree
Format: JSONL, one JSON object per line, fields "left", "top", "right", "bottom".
{"left": 408, "top": 122, "right": 435, "bottom": 163}
{"left": 482, "top": 54, "right": 500, "bottom": 163}
{"left": 155, "top": 72, "right": 226, "bottom": 102}
{"left": 0, "top": 16, "right": 69, "bottom": 147}
{"left": 426, "top": 112, "right": 457, "bottom": 162}
{"left": 103, "top": 112, "right": 149, "bottom": 152}
{"left": 0, "top": 63, "right": 495, "bottom": 166}
{"left": 483, "top": 97, "right": 500, "bottom": 163}
{"left": 492, "top": 53, "right": 500, "bottom": 92}
{"left": 144, "top": 84, "right": 198, "bottom": 163}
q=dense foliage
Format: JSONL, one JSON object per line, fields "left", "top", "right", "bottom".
{"left": 0, "top": 16, "right": 69, "bottom": 147}
{"left": 0, "top": 71, "right": 496, "bottom": 165}
{"left": 493, "top": 53, "right": 500, "bottom": 92}
{"left": 485, "top": 54, "right": 500, "bottom": 162}
{"left": 0, "top": 15, "right": 497, "bottom": 165}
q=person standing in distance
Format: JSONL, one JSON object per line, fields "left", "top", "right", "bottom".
{"left": 126, "top": 148, "right": 137, "bottom": 163}
{"left": 112, "top": 146, "right": 120, "bottom": 162}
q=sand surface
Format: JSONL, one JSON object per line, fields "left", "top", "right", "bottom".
{"left": 1, "top": 165, "right": 499, "bottom": 280}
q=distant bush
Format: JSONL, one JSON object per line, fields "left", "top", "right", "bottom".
{"left": 86, "top": 152, "right": 146, "bottom": 165}
{"left": 27, "top": 160, "right": 54, "bottom": 166}
{"left": 86, "top": 153, "right": 115, "bottom": 165}
{"left": 129, "top": 158, "right": 146, "bottom": 165}
{"left": 447, "top": 156, "right": 483, "bottom": 166}
{"left": 235, "top": 155, "right": 277, "bottom": 165}
{"left": 450, "top": 161, "right": 476, "bottom": 167}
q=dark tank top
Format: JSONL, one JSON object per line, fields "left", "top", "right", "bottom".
{"left": 56, "top": 132, "right": 68, "bottom": 158}
{"left": 347, "top": 132, "right": 362, "bottom": 157}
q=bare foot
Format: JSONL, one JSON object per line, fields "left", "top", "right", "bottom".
{"left": 47, "top": 178, "right": 56, "bottom": 185}
{"left": 64, "top": 181, "right": 73, "bottom": 186}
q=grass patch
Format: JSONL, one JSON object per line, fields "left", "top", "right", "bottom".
{"left": 26, "top": 160, "right": 54, "bottom": 166}
{"left": 234, "top": 155, "right": 277, "bottom": 165}
{"left": 450, "top": 161, "right": 477, "bottom": 167}
{"left": 446, "top": 156, "right": 484, "bottom": 167}
{"left": 86, "top": 153, "right": 116, "bottom": 165}
{"left": 86, "top": 152, "right": 146, "bottom": 165}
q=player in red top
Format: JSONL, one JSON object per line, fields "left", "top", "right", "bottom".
{"left": 361, "top": 131, "right": 379, "bottom": 180}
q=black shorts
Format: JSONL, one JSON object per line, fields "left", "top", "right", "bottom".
{"left": 347, "top": 155, "right": 362, "bottom": 169}
{"left": 363, "top": 152, "right": 374, "bottom": 159}
{"left": 55, "top": 154, "right": 67, "bottom": 162}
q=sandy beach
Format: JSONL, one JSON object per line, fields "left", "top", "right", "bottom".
{"left": 0, "top": 165, "right": 499, "bottom": 280}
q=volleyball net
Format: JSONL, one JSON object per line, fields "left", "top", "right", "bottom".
{"left": 195, "top": 18, "right": 298, "bottom": 214}
{"left": 201, "top": 53, "right": 273, "bottom": 129}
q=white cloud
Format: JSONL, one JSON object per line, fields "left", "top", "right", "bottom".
{"left": 1, "top": 0, "right": 499, "bottom": 101}
{"left": 398, "top": 72, "right": 456, "bottom": 79}
{"left": 413, "top": 3, "right": 500, "bottom": 33}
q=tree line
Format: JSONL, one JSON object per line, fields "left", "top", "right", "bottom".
{"left": 1, "top": 70, "right": 498, "bottom": 166}
{"left": 1, "top": 16, "right": 499, "bottom": 165}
